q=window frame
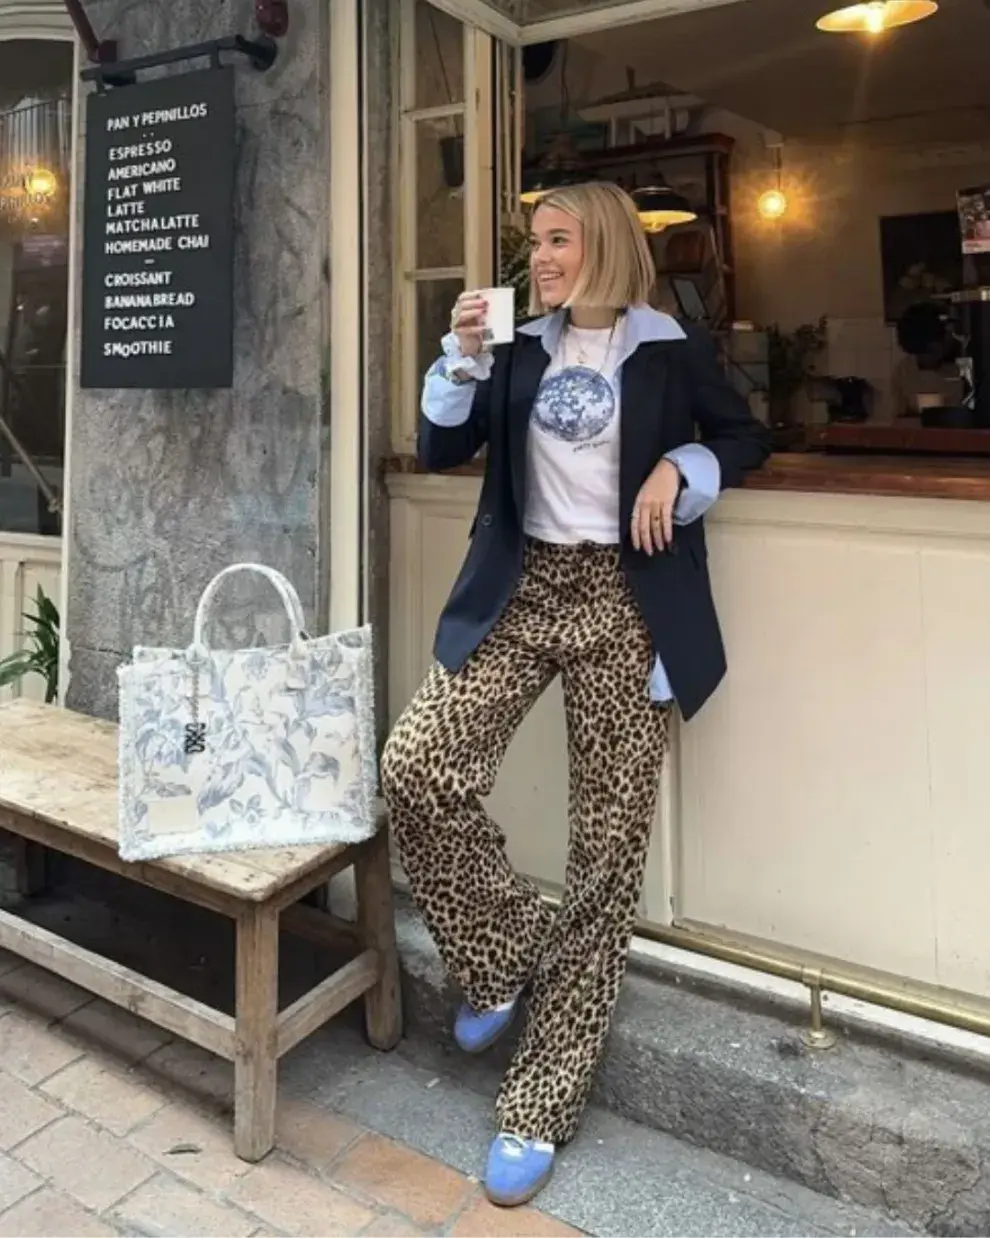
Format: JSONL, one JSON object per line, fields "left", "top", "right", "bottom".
{"left": 393, "top": 0, "right": 493, "bottom": 454}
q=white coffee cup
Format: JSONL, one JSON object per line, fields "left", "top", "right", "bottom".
{"left": 478, "top": 286, "right": 515, "bottom": 346}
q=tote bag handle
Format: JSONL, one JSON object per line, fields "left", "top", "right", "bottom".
{"left": 190, "top": 563, "right": 307, "bottom": 655}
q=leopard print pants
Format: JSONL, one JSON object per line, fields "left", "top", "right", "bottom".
{"left": 381, "top": 540, "right": 670, "bottom": 1145}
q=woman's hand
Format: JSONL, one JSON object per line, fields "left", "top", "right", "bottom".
{"left": 631, "top": 459, "right": 682, "bottom": 555}
{"left": 450, "top": 291, "right": 488, "bottom": 358}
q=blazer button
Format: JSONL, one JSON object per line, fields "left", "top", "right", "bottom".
{"left": 481, "top": 514, "right": 493, "bottom": 527}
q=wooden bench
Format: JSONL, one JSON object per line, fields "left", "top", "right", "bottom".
{"left": 0, "top": 699, "right": 402, "bottom": 1161}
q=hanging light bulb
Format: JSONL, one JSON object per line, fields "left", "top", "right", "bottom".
{"left": 633, "top": 181, "right": 697, "bottom": 233}
{"left": 25, "top": 168, "right": 57, "bottom": 198}
{"left": 815, "top": 0, "right": 938, "bottom": 34}
{"left": 758, "top": 142, "right": 788, "bottom": 220}
{"left": 758, "top": 188, "right": 788, "bottom": 220}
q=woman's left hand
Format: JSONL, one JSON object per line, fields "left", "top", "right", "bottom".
{"left": 631, "top": 459, "right": 682, "bottom": 555}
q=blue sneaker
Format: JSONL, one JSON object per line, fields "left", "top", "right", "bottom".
{"left": 484, "top": 1133, "right": 555, "bottom": 1207}
{"left": 453, "top": 997, "right": 518, "bottom": 1054}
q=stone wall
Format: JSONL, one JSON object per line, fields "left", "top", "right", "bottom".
{"left": 65, "top": 0, "right": 330, "bottom": 717}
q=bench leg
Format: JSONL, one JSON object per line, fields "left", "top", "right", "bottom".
{"left": 355, "top": 828, "right": 402, "bottom": 1051}
{"left": 234, "top": 903, "right": 279, "bottom": 1162}
{"left": 13, "top": 840, "right": 47, "bottom": 899}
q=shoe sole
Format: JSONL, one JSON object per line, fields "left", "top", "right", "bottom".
{"left": 484, "top": 1163, "right": 554, "bottom": 1208}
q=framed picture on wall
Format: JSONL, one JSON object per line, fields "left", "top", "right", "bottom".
{"left": 878, "top": 210, "right": 962, "bottom": 323}
{"left": 957, "top": 184, "right": 990, "bottom": 254}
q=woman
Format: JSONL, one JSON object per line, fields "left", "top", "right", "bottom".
{"left": 381, "top": 182, "right": 769, "bottom": 1207}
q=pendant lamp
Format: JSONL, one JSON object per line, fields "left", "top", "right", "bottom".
{"left": 757, "top": 142, "right": 788, "bottom": 220}
{"left": 520, "top": 133, "right": 587, "bottom": 206}
{"left": 633, "top": 181, "right": 697, "bottom": 233}
{"left": 815, "top": 0, "right": 938, "bottom": 34}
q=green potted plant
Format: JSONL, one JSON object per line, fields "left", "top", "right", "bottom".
{"left": 499, "top": 223, "right": 532, "bottom": 322}
{"left": 765, "top": 317, "right": 827, "bottom": 427}
{"left": 0, "top": 586, "right": 59, "bottom": 704}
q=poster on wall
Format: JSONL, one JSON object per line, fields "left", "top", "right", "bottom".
{"left": 80, "top": 66, "right": 235, "bottom": 389}
{"left": 957, "top": 184, "right": 990, "bottom": 255}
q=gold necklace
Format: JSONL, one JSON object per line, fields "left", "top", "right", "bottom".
{"left": 565, "top": 318, "right": 618, "bottom": 374}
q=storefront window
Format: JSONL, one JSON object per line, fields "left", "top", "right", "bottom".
{"left": 0, "top": 40, "right": 73, "bottom": 537}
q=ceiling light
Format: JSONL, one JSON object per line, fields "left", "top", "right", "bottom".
{"left": 815, "top": 0, "right": 938, "bottom": 34}
{"left": 520, "top": 167, "right": 587, "bottom": 206}
{"left": 520, "top": 133, "right": 586, "bottom": 205}
{"left": 633, "top": 183, "right": 697, "bottom": 233}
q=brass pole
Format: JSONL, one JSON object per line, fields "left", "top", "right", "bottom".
{"left": 801, "top": 966, "right": 838, "bottom": 1050}
{"left": 642, "top": 920, "right": 990, "bottom": 1039}
{"left": 538, "top": 893, "right": 990, "bottom": 1041}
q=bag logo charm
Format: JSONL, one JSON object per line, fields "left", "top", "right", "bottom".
{"left": 184, "top": 723, "right": 207, "bottom": 755}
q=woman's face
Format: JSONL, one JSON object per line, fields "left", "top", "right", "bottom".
{"left": 530, "top": 205, "right": 584, "bottom": 308}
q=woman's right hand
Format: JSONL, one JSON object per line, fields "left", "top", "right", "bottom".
{"left": 451, "top": 291, "right": 488, "bottom": 358}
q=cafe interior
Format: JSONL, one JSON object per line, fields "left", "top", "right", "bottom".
{"left": 0, "top": 38, "right": 72, "bottom": 538}
{"left": 512, "top": 0, "right": 990, "bottom": 458}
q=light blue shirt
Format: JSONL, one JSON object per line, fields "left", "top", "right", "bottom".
{"left": 421, "top": 305, "right": 722, "bottom": 704}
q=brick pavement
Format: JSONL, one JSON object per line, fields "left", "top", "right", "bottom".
{"left": 0, "top": 951, "right": 580, "bottom": 1237}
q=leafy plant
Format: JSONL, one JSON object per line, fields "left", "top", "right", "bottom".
{"left": 766, "top": 317, "right": 827, "bottom": 399}
{"left": 0, "top": 586, "right": 59, "bottom": 704}
{"left": 499, "top": 223, "right": 532, "bottom": 321}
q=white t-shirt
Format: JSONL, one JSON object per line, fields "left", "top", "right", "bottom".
{"left": 523, "top": 319, "right": 626, "bottom": 545}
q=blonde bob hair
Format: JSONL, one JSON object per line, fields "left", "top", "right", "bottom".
{"left": 528, "top": 181, "right": 656, "bottom": 317}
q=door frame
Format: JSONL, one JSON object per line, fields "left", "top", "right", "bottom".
{"left": 328, "top": 0, "right": 366, "bottom": 632}
{"left": 424, "top": 0, "right": 748, "bottom": 44}
{"left": 513, "top": 0, "right": 747, "bottom": 43}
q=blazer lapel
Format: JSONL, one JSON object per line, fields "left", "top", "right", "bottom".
{"left": 619, "top": 342, "right": 670, "bottom": 529}
{"left": 506, "top": 333, "right": 551, "bottom": 522}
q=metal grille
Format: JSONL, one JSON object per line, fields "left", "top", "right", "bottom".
{"left": 0, "top": 96, "right": 72, "bottom": 185}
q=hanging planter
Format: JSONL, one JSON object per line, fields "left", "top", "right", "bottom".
{"left": 439, "top": 133, "right": 464, "bottom": 190}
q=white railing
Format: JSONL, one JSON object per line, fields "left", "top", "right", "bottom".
{"left": 0, "top": 532, "right": 60, "bottom": 703}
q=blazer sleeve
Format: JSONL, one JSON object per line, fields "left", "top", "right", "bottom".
{"left": 417, "top": 335, "right": 496, "bottom": 472}
{"left": 681, "top": 323, "right": 771, "bottom": 488}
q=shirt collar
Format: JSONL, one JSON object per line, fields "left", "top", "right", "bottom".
{"left": 516, "top": 304, "right": 686, "bottom": 365}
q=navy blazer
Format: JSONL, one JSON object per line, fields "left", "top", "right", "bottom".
{"left": 417, "top": 309, "right": 771, "bottom": 720}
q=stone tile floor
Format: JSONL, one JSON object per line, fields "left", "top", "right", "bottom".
{"left": 0, "top": 949, "right": 578, "bottom": 1237}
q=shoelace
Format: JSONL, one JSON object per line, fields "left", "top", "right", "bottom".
{"left": 497, "top": 1134, "right": 529, "bottom": 1157}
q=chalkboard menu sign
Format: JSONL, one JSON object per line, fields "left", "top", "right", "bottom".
{"left": 80, "top": 67, "right": 235, "bottom": 389}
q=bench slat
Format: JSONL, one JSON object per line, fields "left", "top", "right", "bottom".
{"left": 0, "top": 908, "right": 236, "bottom": 1058}
{"left": 275, "top": 948, "right": 379, "bottom": 1057}
{"left": 0, "top": 700, "right": 358, "bottom": 902}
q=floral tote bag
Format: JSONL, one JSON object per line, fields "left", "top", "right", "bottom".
{"left": 117, "top": 563, "right": 377, "bottom": 862}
